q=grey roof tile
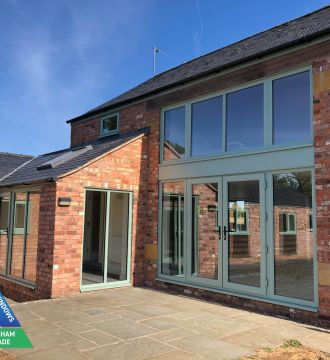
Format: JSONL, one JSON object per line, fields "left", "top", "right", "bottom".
{"left": 0, "top": 153, "right": 33, "bottom": 180}
{"left": 68, "top": 5, "right": 330, "bottom": 123}
{"left": 0, "top": 128, "right": 149, "bottom": 187}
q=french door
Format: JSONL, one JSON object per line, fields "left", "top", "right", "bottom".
{"left": 81, "top": 189, "right": 132, "bottom": 290}
{"left": 187, "top": 174, "right": 266, "bottom": 295}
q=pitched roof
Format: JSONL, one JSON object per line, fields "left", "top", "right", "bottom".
{"left": 0, "top": 152, "right": 33, "bottom": 180}
{"left": 0, "top": 128, "right": 148, "bottom": 187}
{"left": 68, "top": 5, "right": 330, "bottom": 123}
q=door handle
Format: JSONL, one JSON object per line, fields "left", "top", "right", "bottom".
{"left": 218, "top": 226, "right": 221, "bottom": 240}
{"left": 223, "top": 225, "right": 229, "bottom": 240}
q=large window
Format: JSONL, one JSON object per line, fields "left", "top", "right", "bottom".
{"left": 273, "top": 71, "right": 311, "bottom": 145}
{"left": 191, "top": 97, "right": 223, "bottom": 157}
{"left": 162, "top": 68, "right": 311, "bottom": 162}
{"left": 163, "top": 107, "right": 186, "bottom": 160}
{"left": 226, "top": 85, "right": 264, "bottom": 151}
{"left": 159, "top": 169, "right": 316, "bottom": 307}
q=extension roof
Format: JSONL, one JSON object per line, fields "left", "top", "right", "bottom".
{"left": 0, "top": 153, "right": 33, "bottom": 180}
{"left": 0, "top": 128, "right": 148, "bottom": 187}
{"left": 68, "top": 5, "right": 330, "bottom": 123}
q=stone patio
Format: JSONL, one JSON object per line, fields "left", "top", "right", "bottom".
{"left": 5, "top": 287, "right": 330, "bottom": 359}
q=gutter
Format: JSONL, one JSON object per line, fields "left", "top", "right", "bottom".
{"left": 67, "top": 28, "right": 330, "bottom": 124}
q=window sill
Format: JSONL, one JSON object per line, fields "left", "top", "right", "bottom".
{"left": 99, "top": 131, "right": 119, "bottom": 138}
{"left": 0, "top": 274, "right": 35, "bottom": 290}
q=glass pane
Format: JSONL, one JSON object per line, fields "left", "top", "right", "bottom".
{"left": 191, "top": 183, "right": 218, "bottom": 280}
{"left": 0, "top": 194, "right": 10, "bottom": 274}
{"left": 226, "top": 84, "right": 264, "bottom": 151}
{"left": 191, "top": 97, "right": 222, "bottom": 157}
{"left": 273, "top": 71, "right": 311, "bottom": 145}
{"left": 102, "top": 115, "right": 118, "bottom": 134}
{"left": 24, "top": 192, "right": 40, "bottom": 282}
{"left": 10, "top": 193, "right": 27, "bottom": 278}
{"left": 82, "top": 190, "right": 107, "bottom": 285}
{"left": 163, "top": 107, "right": 185, "bottom": 160}
{"left": 227, "top": 180, "right": 261, "bottom": 287}
{"left": 14, "top": 203, "right": 26, "bottom": 229}
{"left": 161, "top": 182, "right": 185, "bottom": 276}
{"left": 107, "top": 192, "right": 129, "bottom": 282}
{"left": 273, "top": 171, "right": 314, "bottom": 301}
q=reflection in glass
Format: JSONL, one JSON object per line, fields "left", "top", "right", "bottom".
{"left": 107, "top": 192, "right": 129, "bottom": 282}
{"left": 163, "top": 107, "right": 185, "bottom": 160}
{"left": 228, "top": 181, "right": 261, "bottom": 287}
{"left": 273, "top": 71, "right": 311, "bottom": 145}
{"left": 10, "top": 193, "right": 27, "bottom": 278}
{"left": 191, "top": 183, "right": 218, "bottom": 279}
{"left": 226, "top": 85, "right": 264, "bottom": 151}
{"left": 0, "top": 194, "right": 10, "bottom": 274}
{"left": 161, "top": 182, "right": 185, "bottom": 276}
{"left": 82, "top": 190, "right": 107, "bottom": 285}
{"left": 191, "top": 97, "right": 222, "bottom": 157}
{"left": 273, "top": 171, "right": 314, "bottom": 301}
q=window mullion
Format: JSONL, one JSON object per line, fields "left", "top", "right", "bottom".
{"left": 22, "top": 192, "right": 29, "bottom": 279}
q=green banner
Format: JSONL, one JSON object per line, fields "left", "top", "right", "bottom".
{"left": 0, "top": 328, "right": 32, "bottom": 348}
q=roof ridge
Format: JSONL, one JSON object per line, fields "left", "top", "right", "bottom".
{"left": 0, "top": 152, "right": 33, "bottom": 158}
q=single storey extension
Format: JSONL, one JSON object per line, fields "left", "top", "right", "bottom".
{"left": 0, "top": 6, "right": 330, "bottom": 327}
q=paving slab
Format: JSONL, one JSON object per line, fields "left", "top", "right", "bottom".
{"left": 3, "top": 287, "right": 330, "bottom": 360}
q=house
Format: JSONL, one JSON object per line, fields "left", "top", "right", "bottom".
{"left": 0, "top": 6, "right": 329, "bottom": 327}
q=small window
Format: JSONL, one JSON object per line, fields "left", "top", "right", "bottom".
{"left": 14, "top": 201, "right": 27, "bottom": 234}
{"left": 100, "top": 113, "right": 119, "bottom": 136}
{"left": 229, "top": 208, "right": 249, "bottom": 235}
{"left": 279, "top": 213, "right": 296, "bottom": 234}
{"left": 0, "top": 199, "right": 9, "bottom": 232}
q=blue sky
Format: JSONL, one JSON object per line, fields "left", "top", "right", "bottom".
{"left": 0, "top": 0, "right": 328, "bottom": 155}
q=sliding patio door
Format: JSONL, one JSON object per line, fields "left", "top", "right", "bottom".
{"left": 82, "top": 189, "right": 132, "bottom": 290}
{"left": 222, "top": 174, "right": 266, "bottom": 295}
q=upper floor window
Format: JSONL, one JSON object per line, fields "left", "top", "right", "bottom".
{"left": 191, "top": 96, "right": 223, "bottom": 157}
{"left": 226, "top": 84, "right": 263, "bottom": 151}
{"left": 161, "top": 67, "right": 312, "bottom": 162}
{"left": 100, "top": 113, "right": 119, "bottom": 136}
{"left": 273, "top": 71, "right": 311, "bottom": 145}
{"left": 163, "top": 106, "right": 185, "bottom": 160}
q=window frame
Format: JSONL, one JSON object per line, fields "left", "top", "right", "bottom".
{"left": 279, "top": 212, "right": 297, "bottom": 235}
{"left": 160, "top": 65, "right": 312, "bottom": 164}
{"left": 229, "top": 208, "right": 249, "bottom": 235}
{"left": 0, "top": 188, "right": 40, "bottom": 288}
{"left": 0, "top": 198, "right": 10, "bottom": 235}
{"left": 99, "top": 112, "right": 120, "bottom": 137}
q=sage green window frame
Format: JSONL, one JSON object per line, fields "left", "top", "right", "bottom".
{"left": 229, "top": 208, "right": 249, "bottom": 235}
{"left": 160, "top": 65, "right": 313, "bottom": 164}
{"left": 279, "top": 212, "right": 297, "bottom": 235}
{"left": 0, "top": 188, "right": 40, "bottom": 288}
{"left": 0, "top": 198, "right": 10, "bottom": 235}
{"left": 99, "top": 112, "right": 120, "bottom": 137}
{"left": 13, "top": 200, "right": 30, "bottom": 235}
{"left": 157, "top": 168, "right": 318, "bottom": 311}
{"left": 81, "top": 188, "right": 133, "bottom": 292}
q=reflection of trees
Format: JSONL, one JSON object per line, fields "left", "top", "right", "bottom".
{"left": 275, "top": 172, "right": 312, "bottom": 197}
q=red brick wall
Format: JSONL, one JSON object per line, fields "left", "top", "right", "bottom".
{"left": 51, "top": 135, "right": 148, "bottom": 297}
{"left": 63, "top": 41, "right": 330, "bottom": 324}
{"left": 313, "top": 56, "right": 330, "bottom": 322}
